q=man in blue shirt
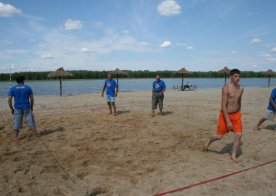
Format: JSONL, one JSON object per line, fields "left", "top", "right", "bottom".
{"left": 255, "top": 88, "right": 276, "bottom": 130}
{"left": 8, "top": 75, "right": 37, "bottom": 140}
{"left": 152, "top": 74, "right": 166, "bottom": 117}
{"left": 101, "top": 73, "right": 118, "bottom": 116}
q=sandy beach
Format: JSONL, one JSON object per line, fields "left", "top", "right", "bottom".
{"left": 0, "top": 87, "right": 275, "bottom": 196}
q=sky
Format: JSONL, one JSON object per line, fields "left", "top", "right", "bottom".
{"left": 0, "top": 0, "right": 276, "bottom": 73}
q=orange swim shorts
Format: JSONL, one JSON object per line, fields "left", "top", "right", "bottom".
{"left": 217, "top": 111, "right": 242, "bottom": 136}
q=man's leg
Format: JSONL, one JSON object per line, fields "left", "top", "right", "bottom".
{"left": 159, "top": 95, "right": 164, "bottom": 115}
{"left": 12, "top": 109, "right": 22, "bottom": 141}
{"left": 107, "top": 102, "right": 112, "bottom": 114}
{"left": 152, "top": 93, "right": 157, "bottom": 117}
{"left": 203, "top": 135, "right": 223, "bottom": 151}
{"left": 231, "top": 133, "right": 242, "bottom": 162}
{"left": 12, "top": 129, "right": 19, "bottom": 141}
{"left": 112, "top": 103, "right": 117, "bottom": 116}
{"left": 25, "top": 110, "right": 37, "bottom": 139}
{"left": 254, "top": 117, "right": 267, "bottom": 131}
{"left": 152, "top": 109, "right": 155, "bottom": 117}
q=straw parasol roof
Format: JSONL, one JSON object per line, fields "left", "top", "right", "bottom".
{"left": 110, "top": 68, "right": 128, "bottom": 88}
{"left": 176, "top": 67, "right": 192, "bottom": 91}
{"left": 176, "top": 67, "right": 192, "bottom": 75}
{"left": 264, "top": 69, "right": 276, "bottom": 87}
{"left": 47, "top": 67, "right": 73, "bottom": 78}
{"left": 111, "top": 68, "right": 128, "bottom": 76}
{"left": 47, "top": 67, "right": 73, "bottom": 96}
{"left": 264, "top": 69, "right": 276, "bottom": 76}
{"left": 218, "top": 66, "right": 230, "bottom": 84}
{"left": 217, "top": 66, "right": 230, "bottom": 74}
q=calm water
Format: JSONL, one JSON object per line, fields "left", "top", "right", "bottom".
{"left": 0, "top": 78, "right": 275, "bottom": 96}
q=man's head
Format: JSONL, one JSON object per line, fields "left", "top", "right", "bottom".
{"left": 230, "top": 69, "right": 241, "bottom": 84}
{"left": 15, "top": 75, "right": 25, "bottom": 84}
{"left": 107, "top": 73, "right": 113, "bottom": 79}
{"left": 155, "top": 74, "right": 160, "bottom": 81}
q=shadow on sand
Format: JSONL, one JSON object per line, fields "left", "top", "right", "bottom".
{"left": 209, "top": 142, "right": 243, "bottom": 157}
{"left": 39, "top": 127, "right": 64, "bottom": 136}
{"left": 161, "top": 111, "right": 174, "bottom": 115}
{"left": 116, "top": 110, "right": 130, "bottom": 115}
{"left": 264, "top": 124, "right": 276, "bottom": 131}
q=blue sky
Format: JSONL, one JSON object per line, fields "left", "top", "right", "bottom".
{"left": 0, "top": 0, "right": 276, "bottom": 73}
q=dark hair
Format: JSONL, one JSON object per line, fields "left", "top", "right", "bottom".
{"left": 230, "top": 69, "right": 241, "bottom": 76}
{"left": 15, "top": 75, "right": 25, "bottom": 83}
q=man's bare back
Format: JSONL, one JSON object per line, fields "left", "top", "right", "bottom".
{"left": 222, "top": 83, "right": 243, "bottom": 114}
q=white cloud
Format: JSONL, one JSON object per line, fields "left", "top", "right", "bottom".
{"left": 176, "top": 42, "right": 194, "bottom": 50}
{"left": 80, "top": 47, "right": 95, "bottom": 53}
{"left": 0, "top": 2, "right": 21, "bottom": 17}
{"left": 64, "top": 19, "right": 83, "bottom": 30}
{"left": 250, "top": 38, "right": 262, "bottom": 44}
{"left": 0, "top": 40, "right": 14, "bottom": 45}
{"left": 186, "top": 45, "right": 194, "bottom": 50}
{"left": 271, "top": 47, "right": 276, "bottom": 52}
{"left": 122, "top": 30, "right": 130, "bottom": 34}
{"left": 158, "top": 0, "right": 181, "bottom": 16}
{"left": 231, "top": 50, "right": 237, "bottom": 54}
{"left": 40, "top": 53, "right": 53, "bottom": 59}
{"left": 138, "top": 42, "right": 148, "bottom": 47}
{"left": 160, "top": 41, "right": 171, "bottom": 48}
{"left": 176, "top": 42, "right": 187, "bottom": 47}
{"left": 94, "top": 21, "right": 104, "bottom": 28}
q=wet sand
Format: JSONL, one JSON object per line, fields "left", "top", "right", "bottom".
{"left": 0, "top": 87, "right": 275, "bottom": 196}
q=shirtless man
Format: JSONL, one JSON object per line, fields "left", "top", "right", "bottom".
{"left": 203, "top": 69, "right": 244, "bottom": 163}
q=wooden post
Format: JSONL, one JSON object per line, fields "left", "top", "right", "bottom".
{"left": 182, "top": 75, "right": 184, "bottom": 91}
{"left": 59, "top": 77, "right": 62, "bottom": 96}
{"left": 224, "top": 72, "right": 227, "bottom": 84}
{"left": 116, "top": 75, "right": 119, "bottom": 90}
{"left": 268, "top": 75, "right": 271, "bottom": 88}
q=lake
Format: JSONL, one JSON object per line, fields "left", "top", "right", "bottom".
{"left": 0, "top": 78, "right": 275, "bottom": 96}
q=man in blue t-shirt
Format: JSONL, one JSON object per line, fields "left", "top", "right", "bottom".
{"left": 101, "top": 73, "right": 118, "bottom": 115}
{"left": 255, "top": 88, "right": 276, "bottom": 130}
{"left": 8, "top": 75, "right": 37, "bottom": 140}
{"left": 152, "top": 74, "right": 166, "bottom": 117}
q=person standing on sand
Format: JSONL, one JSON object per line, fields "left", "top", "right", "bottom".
{"left": 101, "top": 73, "right": 118, "bottom": 116}
{"left": 8, "top": 75, "right": 37, "bottom": 140}
{"left": 203, "top": 69, "right": 244, "bottom": 163}
{"left": 152, "top": 74, "right": 166, "bottom": 117}
{"left": 254, "top": 88, "right": 276, "bottom": 130}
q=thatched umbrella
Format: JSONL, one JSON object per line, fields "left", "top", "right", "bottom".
{"left": 218, "top": 66, "right": 230, "bottom": 84}
{"left": 110, "top": 68, "right": 128, "bottom": 88}
{"left": 264, "top": 69, "right": 276, "bottom": 87}
{"left": 176, "top": 67, "right": 192, "bottom": 91}
{"left": 47, "top": 67, "right": 73, "bottom": 96}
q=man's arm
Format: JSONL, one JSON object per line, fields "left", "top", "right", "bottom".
{"left": 270, "top": 97, "right": 276, "bottom": 110}
{"left": 221, "top": 85, "right": 232, "bottom": 130}
{"left": 30, "top": 95, "right": 34, "bottom": 111}
{"left": 101, "top": 84, "right": 106, "bottom": 97}
{"left": 238, "top": 87, "right": 244, "bottom": 108}
{"left": 160, "top": 82, "right": 166, "bottom": 94}
{"left": 8, "top": 96, "right": 14, "bottom": 115}
{"left": 115, "top": 85, "right": 118, "bottom": 97}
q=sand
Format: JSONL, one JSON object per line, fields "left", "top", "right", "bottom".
{"left": 0, "top": 87, "right": 276, "bottom": 196}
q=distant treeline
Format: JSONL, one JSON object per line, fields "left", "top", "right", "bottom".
{"left": 0, "top": 70, "right": 272, "bottom": 81}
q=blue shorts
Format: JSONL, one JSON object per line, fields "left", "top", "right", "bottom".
{"left": 106, "top": 95, "right": 115, "bottom": 103}
{"left": 13, "top": 109, "right": 36, "bottom": 130}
